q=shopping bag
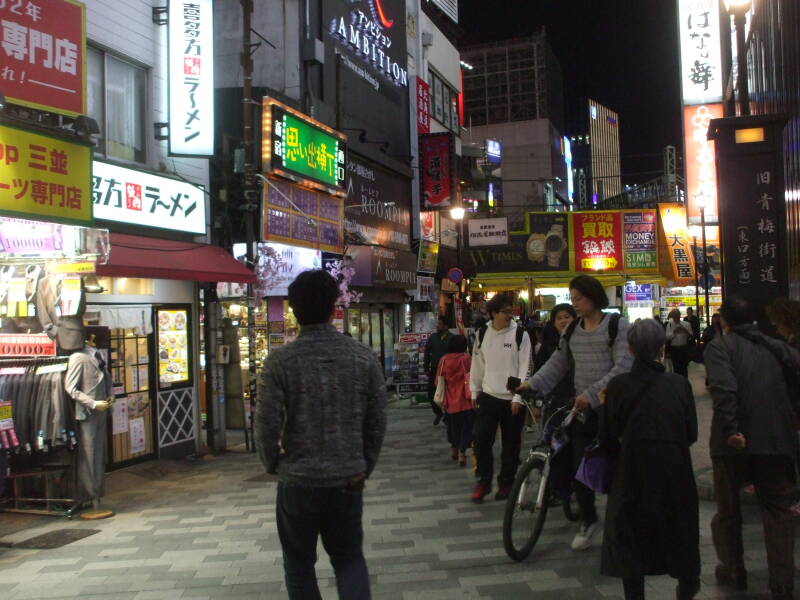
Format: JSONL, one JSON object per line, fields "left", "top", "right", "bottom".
{"left": 575, "top": 453, "right": 616, "bottom": 495}
{"left": 433, "top": 375, "right": 446, "bottom": 407}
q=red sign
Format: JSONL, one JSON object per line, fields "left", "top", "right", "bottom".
{"left": 573, "top": 211, "right": 623, "bottom": 272}
{"left": 420, "top": 133, "right": 454, "bottom": 210}
{"left": 416, "top": 77, "right": 430, "bottom": 134}
{"left": 0, "top": 0, "right": 86, "bottom": 116}
{"left": 0, "top": 334, "right": 57, "bottom": 357}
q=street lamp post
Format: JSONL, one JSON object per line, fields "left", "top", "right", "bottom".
{"left": 699, "top": 207, "right": 711, "bottom": 326}
{"left": 724, "top": 0, "right": 753, "bottom": 116}
{"left": 450, "top": 206, "right": 466, "bottom": 330}
{"left": 688, "top": 226, "right": 702, "bottom": 321}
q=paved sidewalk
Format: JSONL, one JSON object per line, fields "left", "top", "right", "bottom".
{"left": 0, "top": 395, "right": 793, "bottom": 599}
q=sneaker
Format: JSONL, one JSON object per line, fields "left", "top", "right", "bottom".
{"left": 714, "top": 563, "right": 747, "bottom": 591}
{"left": 471, "top": 482, "right": 491, "bottom": 503}
{"left": 495, "top": 484, "right": 511, "bottom": 501}
{"left": 570, "top": 520, "right": 600, "bottom": 551}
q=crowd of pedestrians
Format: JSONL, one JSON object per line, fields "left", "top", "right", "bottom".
{"left": 253, "top": 268, "right": 800, "bottom": 600}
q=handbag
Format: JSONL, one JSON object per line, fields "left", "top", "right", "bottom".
{"left": 433, "top": 358, "right": 446, "bottom": 407}
{"left": 575, "top": 444, "right": 615, "bottom": 494}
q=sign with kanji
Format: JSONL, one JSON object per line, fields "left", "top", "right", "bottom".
{"left": 677, "top": 0, "right": 723, "bottom": 105}
{"left": 0, "top": 123, "right": 91, "bottom": 224}
{"left": 684, "top": 103, "right": 723, "bottom": 225}
{"left": 92, "top": 161, "right": 206, "bottom": 234}
{"left": 623, "top": 210, "right": 658, "bottom": 271}
{"left": 262, "top": 97, "right": 347, "bottom": 196}
{"left": 261, "top": 176, "right": 344, "bottom": 253}
{"left": 0, "top": 0, "right": 85, "bottom": 116}
{"left": 168, "top": 0, "right": 215, "bottom": 156}
{"left": 420, "top": 132, "right": 455, "bottom": 209}
{"left": 658, "top": 203, "right": 697, "bottom": 286}
{"left": 416, "top": 77, "right": 430, "bottom": 134}
{"left": 468, "top": 217, "right": 508, "bottom": 247}
{"left": 573, "top": 211, "right": 623, "bottom": 272}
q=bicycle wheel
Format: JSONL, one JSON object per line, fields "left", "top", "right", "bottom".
{"left": 503, "top": 455, "right": 549, "bottom": 561}
{"left": 562, "top": 491, "right": 581, "bottom": 522}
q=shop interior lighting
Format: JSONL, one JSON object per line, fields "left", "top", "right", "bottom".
{"left": 723, "top": 0, "right": 752, "bottom": 12}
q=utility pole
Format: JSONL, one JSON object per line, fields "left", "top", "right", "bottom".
{"left": 241, "top": 0, "right": 258, "bottom": 452}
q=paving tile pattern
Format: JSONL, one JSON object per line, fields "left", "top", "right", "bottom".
{"left": 0, "top": 368, "right": 796, "bottom": 599}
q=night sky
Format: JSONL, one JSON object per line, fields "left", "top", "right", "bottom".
{"left": 459, "top": 0, "right": 683, "bottom": 186}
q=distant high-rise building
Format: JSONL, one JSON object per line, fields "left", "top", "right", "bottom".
{"left": 568, "top": 99, "right": 622, "bottom": 207}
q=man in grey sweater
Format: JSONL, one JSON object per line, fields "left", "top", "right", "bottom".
{"left": 520, "top": 275, "right": 633, "bottom": 551}
{"left": 256, "top": 269, "right": 387, "bottom": 600}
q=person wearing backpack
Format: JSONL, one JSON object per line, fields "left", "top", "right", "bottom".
{"left": 518, "top": 275, "right": 633, "bottom": 551}
{"left": 469, "top": 293, "right": 532, "bottom": 502}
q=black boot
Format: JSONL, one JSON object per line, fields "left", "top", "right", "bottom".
{"left": 676, "top": 577, "right": 700, "bottom": 600}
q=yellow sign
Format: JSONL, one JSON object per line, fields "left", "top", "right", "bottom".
{"left": 658, "top": 203, "right": 697, "bottom": 286}
{"left": 0, "top": 124, "right": 92, "bottom": 224}
{"left": 47, "top": 261, "right": 96, "bottom": 274}
{"left": 157, "top": 309, "right": 190, "bottom": 386}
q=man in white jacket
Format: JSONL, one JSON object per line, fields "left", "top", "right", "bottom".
{"left": 470, "top": 293, "right": 531, "bottom": 502}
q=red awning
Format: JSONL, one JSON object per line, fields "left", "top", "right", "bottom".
{"left": 96, "top": 233, "right": 256, "bottom": 284}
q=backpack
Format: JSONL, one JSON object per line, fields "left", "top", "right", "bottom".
{"left": 561, "top": 313, "right": 622, "bottom": 396}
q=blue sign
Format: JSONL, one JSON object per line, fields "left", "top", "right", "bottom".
{"left": 485, "top": 139, "right": 501, "bottom": 164}
{"left": 624, "top": 282, "right": 652, "bottom": 302}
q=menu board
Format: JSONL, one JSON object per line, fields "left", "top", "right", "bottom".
{"left": 157, "top": 309, "right": 190, "bottom": 386}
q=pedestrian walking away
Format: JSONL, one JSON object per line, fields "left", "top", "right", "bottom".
{"left": 704, "top": 295, "right": 800, "bottom": 600}
{"left": 436, "top": 334, "right": 474, "bottom": 466}
{"left": 470, "top": 293, "right": 532, "bottom": 503}
{"left": 425, "top": 316, "right": 453, "bottom": 426}
{"left": 598, "top": 319, "right": 700, "bottom": 600}
{"left": 666, "top": 309, "right": 692, "bottom": 378}
{"left": 255, "top": 269, "right": 387, "bottom": 600}
{"left": 518, "top": 275, "right": 633, "bottom": 552}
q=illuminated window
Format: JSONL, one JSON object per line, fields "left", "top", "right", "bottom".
{"left": 96, "top": 277, "right": 154, "bottom": 295}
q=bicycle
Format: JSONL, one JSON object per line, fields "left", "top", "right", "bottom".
{"left": 502, "top": 392, "right": 581, "bottom": 561}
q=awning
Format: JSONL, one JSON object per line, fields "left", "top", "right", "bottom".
{"left": 96, "top": 233, "right": 256, "bottom": 284}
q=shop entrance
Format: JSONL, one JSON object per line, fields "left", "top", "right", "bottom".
{"left": 345, "top": 305, "right": 396, "bottom": 382}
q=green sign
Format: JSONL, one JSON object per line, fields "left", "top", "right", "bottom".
{"left": 625, "top": 251, "right": 658, "bottom": 270}
{"left": 271, "top": 107, "right": 346, "bottom": 191}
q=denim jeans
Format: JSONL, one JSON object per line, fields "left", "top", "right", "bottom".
{"left": 276, "top": 481, "right": 371, "bottom": 600}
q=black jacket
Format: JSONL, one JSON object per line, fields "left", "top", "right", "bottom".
{"left": 704, "top": 325, "right": 800, "bottom": 459}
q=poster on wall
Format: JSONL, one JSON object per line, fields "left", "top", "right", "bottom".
{"left": 129, "top": 417, "right": 146, "bottom": 454}
{"left": 420, "top": 211, "right": 437, "bottom": 242}
{"left": 420, "top": 133, "right": 455, "bottom": 209}
{"left": 623, "top": 210, "right": 658, "bottom": 271}
{"left": 157, "top": 309, "right": 190, "bottom": 387}
{"left": 573, "top": 211, "right": 623, "bottom": 271}
{"left": 417, "top": 240, "right": 439, "bottom": 274}
{"left": 112, "top": 398, "right": 129, "bottom": 435}
{"left": 525, "top": 213, "right": 570, "bottom": 271}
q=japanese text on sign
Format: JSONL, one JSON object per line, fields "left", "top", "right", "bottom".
{"left": 658, "top": 204, "right": 696, "bottom": 286}
{"left": 678, "top": 0, "right": 723, "bottom": 105}
{"left": 416, "top": 77, "right": 430, "bottom": 134}
{"left": 420, "top": 133, "right": 454, "bottom": 209}
{"left": 574, "top": 212, "right": 623, "bottom": 271}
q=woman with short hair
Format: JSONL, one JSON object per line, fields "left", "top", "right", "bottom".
{"left": 665, "top": 308, "right": 692, "bottom": 378}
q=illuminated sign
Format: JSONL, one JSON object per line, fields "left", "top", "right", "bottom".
{"left": 563, "top": 136, "right": 574, "bottom": 202}
{"left": 0, "top": 123, "right": 92, "bottom": 224}
{"left": 262, "top": 98, "right": 347, "bottom": 196}
{"left": 416, "top": 77, "right": 431, "bottom": 134}
{"left": 623, "top": 210, "right": 658, "bottom": 271}
{"left": 328, "top": 0, "right": 408, "bottom": 87}
{"left": 485, "top": 139, "right": 501, "bottom": 164}
{"left": 683, "top": 103, "right": 723, "bottom": 225}
{"left": 92, "top": 161, "right": 206, "bottom": 234}
{"left": 468, "top": 217, "right": 508, "bottom": 247}
{"left": 659, "top": 203, "right": 697, "bottom": 286}
{"left": 0, "top": 0, "right": 86, "bottom": 116}
{"left": 678, "top": 0, "right": 723, "bottom": 105}
{"left": 168, "top": 0, "right": 215, "bottom": 156}
{"left": 573, "top": 211, "right": 623, "bottom": 271}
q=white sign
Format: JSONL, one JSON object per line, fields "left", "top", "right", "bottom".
{"left": 468, "top": 217, "right": 509, "bottom": 247}
{"left": 439, "top": 216, "right": 458, "bottom": 249}
{"left": 92, "top": 161, "right": 207, "bottom": 234}
{"left": 678, "top": 0, "right": 723, "bottom": 105}
{"left": 415, "top": 276, "right": 435, "bottom": 302}
{"left": 129, "top": 416, "right": 146, "bottom": 454}
{"left": 112, "top": 398, "right": 129, "bottom": 435}
{"left": 168, "top": 0, "right": 215, "bottom": 155}
{"left": 257, "top": 242, "right": 322, "bottom": 296}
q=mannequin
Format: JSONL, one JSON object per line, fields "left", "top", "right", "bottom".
{"left": 36, "top": 273, "right": 87, "bottom": 353}
{"left": 65, "top": 337, "right": 114, "bottom": 515}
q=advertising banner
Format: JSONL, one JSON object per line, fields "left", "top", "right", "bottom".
{"left": 658, "top": 203, "right": 697, "bottom": 286}
{"left": 92, "top": 161, "right": 206, "bottom": 234}
{"left": 420, "top": 211, "right": 437, "bottom": 242}
{"left": 417, "top": 240, "right": 439, "bottom": 274}
{"left": 344, "top": 154, "right": 410, "bottom": 250}
{"left": 624, "top": 282, "right": 653, "bottom": 302}
{"left": 416, "top": 77, "right": 431, "bottom": 135}
{"left": 0, "top": 123, "right": 92, "bottom": 224}
{"left": 0, "top": 334, "right": 56, "bottom": 357}
{"left": 677, "top": 0, "right": 723, "bottom": 105}
{"left": 261, "top": 177, "right": 344, "bottom": 253}
{"left": 468, "top": 217, "right": 508, "bottom": 247}
{"left": 256, "top": 242, "right": 322, "bottom": 297}
{"left": 168, "top": 0, "right": 215, "bottom": 156}
{"left": 420, "top": 133, "right": 455, "bottom": 209}
{"left": 623, "top": 210, "right": 658, "bottom": 271}
{"left": 157, "top": 309, "right": 190, "bottom": 387}
{"left": 349, "top": 246, "right": 417, "bottom": 289}
{"left": 684, "top": 103, "right": 723, "bottom": 225}
{"left": 0, "top": 0, "right": 86, "bottom": 116}
{"left": 573, "top": 211, "right": 623, "bottom": 271}
{"left": 439, "top": 215, "right": 458, "bottom": 248}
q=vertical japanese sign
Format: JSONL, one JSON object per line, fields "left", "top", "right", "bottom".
{"left": 420, "top": 133, "right": 455, "bottom": 209}
{"left": 0, "top": 123, "right": 91, "bottom": 224}
{"left": 416, "top": 77, "right": 430, "bottom": 135}
{"left": 91, "top": 161, "right": 206, "bottom": 234}
{"left": 573, "top": 211, "right": 623, "bottom": 271}
{"left": 658, "top": 203, "right": 697, "bottom": 286}
{"left": 168, "top": 0, "right": 215, "bottom": 156}
{"left": 623, "top": 210, "right": 658, "bottom": 271}
{"left": 677, "top": 0, "right": 723, "bottom": 105}
{"left": 684, "top": 103, "right": 723, "bottom": 225}
{"left": 0, "top": 0, "right": 85, "bottom": 116}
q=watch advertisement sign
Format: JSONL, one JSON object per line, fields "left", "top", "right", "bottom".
{"left": 92, "top": 161, "right": 206, "bottom": 234}
{"left": 416, "top": 77, "right": 431, "bottom": 134}
{"left": 0, "top": 0, "right": 86, "bottom": 116}
{"left": 573, "top": 211, "right": 623, "bottom": 271}
{"left": 168, "top": 0, "right": 215, "bottom": 156}
{"left": 420, "top": 133, "right": 455, "bottom": 209}
{"left": 623, "top": 210, "right": 658, "bottom": 271}
{"left": 468, "top": 217, "right": 508, "bottom": 247}
{"left": 344, "top": 154, "right": 411, "bottom": 250}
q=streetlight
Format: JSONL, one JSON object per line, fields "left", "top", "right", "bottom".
{"left": 724, "top": 0, "right": 752, "bottom": 116}
{"left": 450, "top": 206, "right": 466, "bottom": 330}
{"left": 694, "top": 196, "right": 712, "bottom": 326}
{"left": 688, "top": 226, "right": 702, "bottom": 322}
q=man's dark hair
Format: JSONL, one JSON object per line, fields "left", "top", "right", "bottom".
{"left": 569, "top": 275, "right": 609, "bottom": 309}
{"left": 437, "top": 315, "right": 448, "bottom": 326}
{"left": 288, "top": 269, "right": 339, "bottom": 326}
{"left": 448, "top": 335, "right": 468, "bottom": 353}
{"left": 486, "top": 293, "right": 514, "bottom": 318}
{"left": 720, "top": 295, "right": 754, "bottom": 327}
{"left": 686, "top": 307, "right": 694, "bottom": 314}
